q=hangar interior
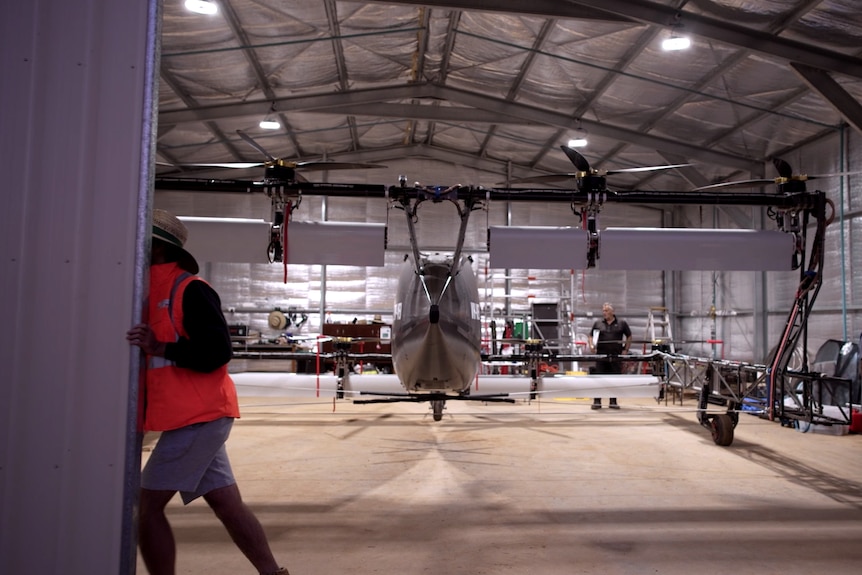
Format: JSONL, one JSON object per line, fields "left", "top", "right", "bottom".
{"left": 156, "top": 0, "right": 862, "bottom": 367}
{"left": 8, "top": 1, "right": 862, "bottom": 574}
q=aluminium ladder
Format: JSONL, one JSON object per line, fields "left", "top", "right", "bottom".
{"left": 645, "top": 306, "right": 675, "bottom": 353}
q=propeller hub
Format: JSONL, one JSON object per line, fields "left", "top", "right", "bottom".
{"left": 581, "top": 174, "right": 607, "bottom": 193}
{"left": 265, "top": 163, "right": 297, "bottom": 182}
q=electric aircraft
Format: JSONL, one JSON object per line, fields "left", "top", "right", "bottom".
{"left": 160, "top": 145, "right": 836, "bottom": 439}
{"left": 201, "top": 182, "right": 662, "bottom": 421}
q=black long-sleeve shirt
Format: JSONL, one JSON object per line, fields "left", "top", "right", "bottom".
{"left": 163, "top": 279, "right": 233, "bottom": 372}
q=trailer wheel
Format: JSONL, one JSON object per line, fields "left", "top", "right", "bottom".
{"left": 710, "top": 414, "right": 734, "bottom": 446}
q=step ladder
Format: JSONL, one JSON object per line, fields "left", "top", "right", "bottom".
{"left": 645, "top": 306, "right": 675, "bottom": 353}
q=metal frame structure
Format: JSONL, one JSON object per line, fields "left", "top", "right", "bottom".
{"left": 205, "top": 171, "right": 850, "bottom": 446}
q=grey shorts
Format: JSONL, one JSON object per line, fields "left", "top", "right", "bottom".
{"left": 142, "top": 417, "right": 236, "bottom": 504}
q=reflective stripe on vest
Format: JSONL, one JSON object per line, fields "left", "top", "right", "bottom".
{"left": 147, "top": 271, "right": 192, "bottom": 371}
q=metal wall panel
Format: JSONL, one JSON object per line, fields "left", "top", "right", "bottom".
{"left": 0, "top": 0, "right": 155, "bottom": 572}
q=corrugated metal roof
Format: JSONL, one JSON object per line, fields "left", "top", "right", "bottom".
{"left": 156, "top": 0, "right": 862, "bottom": 192}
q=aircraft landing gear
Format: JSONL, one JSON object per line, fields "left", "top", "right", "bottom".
{"left": 697, "top": 382, "right": 739, "bottom": 446}
{"left": 431, "top": 399, "right": 446, "bottom": 421}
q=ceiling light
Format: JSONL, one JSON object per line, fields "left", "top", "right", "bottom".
{"left": 568, "top": 120, "right": 588, "bottom": 148}
{"left": 662, "top": 35, "right": 691, "bottom": 51}
{"left": 259, "top": 102, "right": 280, "bottom": 130}
{"left": 184, "top": 0, "right": 218, "bottom": 15}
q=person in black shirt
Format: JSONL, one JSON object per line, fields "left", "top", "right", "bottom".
{"left": 588, "top": 302, "right": 632, "bottom": 409}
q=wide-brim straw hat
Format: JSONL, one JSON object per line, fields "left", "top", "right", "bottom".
{"left": 152, "top": 209, "right": 200, "bottom": 274}
{"left": 268, "top": 310, "right": 288, "bottom": 330}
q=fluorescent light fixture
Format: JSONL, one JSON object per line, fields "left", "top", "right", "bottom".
{"left": 259, "top": 120, "right": 280, "bottom": 130}
{"left": 568, "top": 137, "right": 588, "bottom": 148}
{"left": 662, "top": 35, "right": 691, "bottom": 51}
{"left": 184, "top": 0, "right": 218, "bottom": 15}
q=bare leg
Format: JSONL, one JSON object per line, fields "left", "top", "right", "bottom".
{"left": 204, "top": 483, "right": 282, "bottom": 574}
{"left": 139, "top": 488, "right": 178, "bottom": 575}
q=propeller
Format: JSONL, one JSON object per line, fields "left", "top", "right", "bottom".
{"left": 502, "top": 145, "right": 690, "bottom": 186}
{"left": 162, "top": 129, "right": 387, "bottom": 180}
{"left": 693, "top": 157, "right": 862, "bottom": 192}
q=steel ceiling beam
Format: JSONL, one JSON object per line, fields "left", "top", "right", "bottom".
{"left": 566, "top": 0, "right": 862, "bottom": 79}
{"left": 219, "top": 0, "right": 303, "bottom": 155}
{"left": 319, "top": 102, "right": 539, "bottom": 125}
{"left": 158, "top": 85, "right": 440, "bottom": 126}
{"left": 324, "top": 0, "right": 360, "bottom": 151}
{"left": 317, "top": 143, "right": 541, "bottom": 180}
{"left": 426, "top": 10, "right": 461, "bottom": 147}
{"left": 363, "top": 0, "right": 629, "bottom": 22}
{"left": 529, "top": 14, "right": 667, "bottom": 169}
{"left": 791, "top": 63, "right": 862, "bottom": 134}
{"left": 159, "top": 83, "right": 758, "bottom": 171}
{"left": 368, "top": 0, "right": 862, "bottom": 79}
{"left": 436, "top": 85, "right": 759, "bottom": 171}
{"left": 478, "top": 18, "right": 556, "bottom": 157}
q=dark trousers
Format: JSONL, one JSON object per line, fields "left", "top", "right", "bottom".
{"left": 592, "top": 359, "right": 619, "bottom": 404}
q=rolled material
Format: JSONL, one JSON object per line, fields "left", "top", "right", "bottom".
{"left": 489, "top": 226, "right": 589, "bottom": 269}
{"left": 232, "top": 372, "right": 340, "bottom": 397}
{"left": 232, "top": 371, "right": 661, "bottom": 400}
{"left": 600, "top": 228, "right": 794, "bottom": 271}
{"left": 473, "top": 374, "right": 662, "bottom": 398}
{"left": 232, "top": 372, "right": 408, "bottom": 398}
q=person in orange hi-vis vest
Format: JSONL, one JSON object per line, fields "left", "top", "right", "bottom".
{"left": 127, "top": 209, "right": 289, "bottom": 575}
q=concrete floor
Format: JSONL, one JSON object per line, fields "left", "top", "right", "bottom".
{"left": 138, "top": 396, "right": 862, "bottom": 575}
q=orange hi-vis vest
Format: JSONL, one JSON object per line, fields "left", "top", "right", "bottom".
{"left": 144, "top": 262, "right": 240, "bottom": 431}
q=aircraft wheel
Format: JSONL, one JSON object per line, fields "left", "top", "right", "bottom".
{"left": 710, "top": 414, "right": 734, "bottom": 446}
{"left": 432, "top": 400, "right": 444, "bottom": 421}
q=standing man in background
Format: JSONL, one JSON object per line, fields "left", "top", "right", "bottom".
{"left": 127, "top": 209, "right": 289, "bottom": 575}
{"left": 588, "top": 302, "right": 632, "bottom": 410}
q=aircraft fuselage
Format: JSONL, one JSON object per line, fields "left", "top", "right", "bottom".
{"left": 391, "top": 254, "right": 481, "bottom": 395}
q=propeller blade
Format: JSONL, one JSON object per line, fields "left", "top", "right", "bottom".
{"left": 772, "top": 157, "right": 862, "bottom": 180}
{"left": 693, "top": 169, "right": 862, "bottom": 191}
{"left": 502, "top": 174, "right": 581, "bottom": 185}
{"left": 236, "top": 129, "right": 276, "bottom": 162}
{"left": 172, "top": 162, "right": 266, "bottom": 169}
{"left": 773, "top": 157, "right": 794, "bottom": 179}
{"left": 559, "top": 145, "right": 592, "bottom": 172}
{"left": 606, "top": 163, "right": 691, "bottom": 175}
{"left": 804, "top": 170, "right": 862, "bottom": 180}
{"left": 294, "top": 161, "right": 389, "bottom": 171}
{"left": 691, "top": 179, "right": 776, "bottom": 191}
{"left": 559, "top": 146, "right": 688, "bottom": 175}
{"left": 502, "top": 162, "right": 690, "bottom": 186}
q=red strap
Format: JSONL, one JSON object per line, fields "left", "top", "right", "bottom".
{"left": 281, "top": 202, "right": 293, "bottom": 283}
{"left": 282, "top": 204, "right": 290, "bottom": 283}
